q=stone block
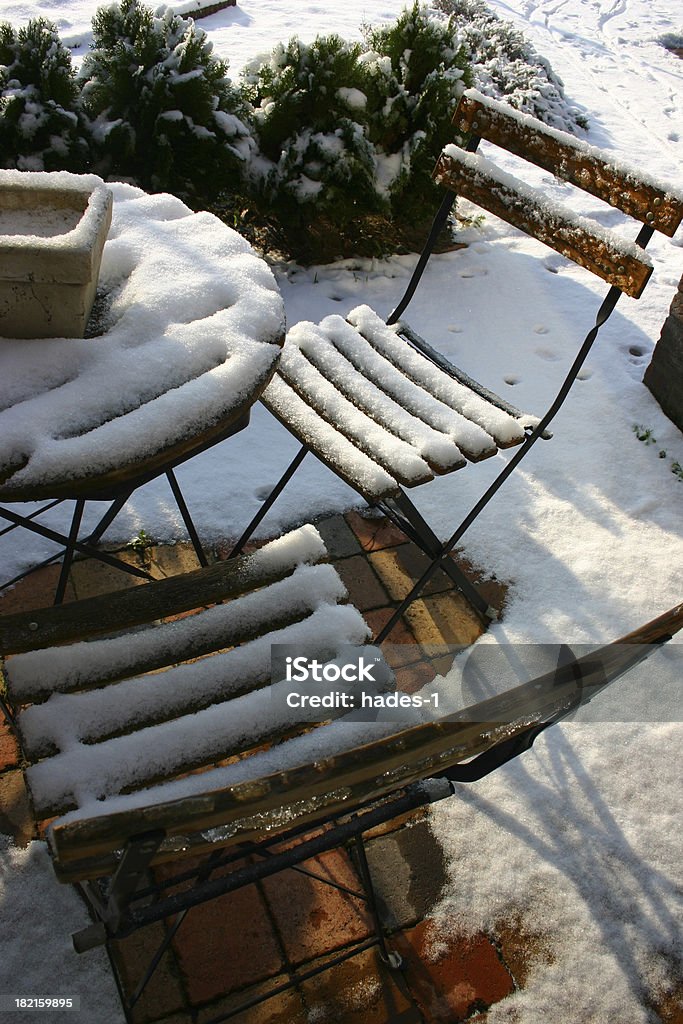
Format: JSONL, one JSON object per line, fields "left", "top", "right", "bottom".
{"left": 644, "top": 278, "right": 683, "bottom": 431}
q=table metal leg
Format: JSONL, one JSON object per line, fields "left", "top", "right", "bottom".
{"left": 166, "top": 469, "right": 208, "bottom": 567}
{"left": 54, "top": 500, "right": 85, "bottom": 605}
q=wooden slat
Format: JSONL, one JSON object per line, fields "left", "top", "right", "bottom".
{"left": 433, "top": 151, "right": 653, "bottom": 298}
{"left": 0, "top": 540, "right": 320, "bottom": 657}
{"left": 276, "top": 350, "right": 435, "bottom": 489}
{"left": 454, "top": 91, "right": 683, "bottom": 237}
{"left": 17, "top": 605, "right": 340, "bottom": 757}
{"left": 338, "top": 312, "right": 522, "bottom": 455}
{"left": 294, "top": 336, "right": 467, "bottom": 474}
{"left": 48, "top": 602, "right": 683, "bottom": 878}
{"left": 262, "top": 376, "right": 402, "bottom": 502}
{"left": 398, "top": 323, "right": 537, "bottom": 429}
{"left": 7, "top": 565, "right": 340, "bottom": 703}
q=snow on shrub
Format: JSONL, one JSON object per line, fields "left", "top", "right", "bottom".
{"left": 242, "top": 34, "right": 381, "bottom": 246}
{"left": 435, "top": 0, "right": 588, "bottom": 132}
{"left": 0, "top": 18, "right": 87, "bottom": 172}
{"left": 241, "top": 4, "right": 471, "bottom": 260}
{"left": 363, "top": 3, "right": 471, "bottom": 219}
{"left": 79, "top": 0, "right": 253, "bottom": 201}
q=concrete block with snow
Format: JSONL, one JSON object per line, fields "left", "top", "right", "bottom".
{"left": 0, "top": 170, "right": 113, "bottom": 339}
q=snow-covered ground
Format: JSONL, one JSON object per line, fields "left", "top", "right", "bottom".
{"left": 0, "top": 0, "right": 681, "bottom": 1020}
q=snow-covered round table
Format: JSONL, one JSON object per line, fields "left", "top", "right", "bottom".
{"left": 0, "top": 183, "right": 285, "bottom": 502}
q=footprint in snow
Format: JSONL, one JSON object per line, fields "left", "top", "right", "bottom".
{"left": 534, "top": 324, "right": 549, "bottom": 334}
{"left": 447, "top": 324, "right": 464, "bottom": 333}
{"left": 459, "top": 266, "right": 488, "bottom": 278}
{"left": 504, "top": 375, "right": 520, "bottom": 386}
{"left": 627, "top": 345, "right": 649, "bottom": 362}
{"left": 535, "top": 347, "right": 561, "bottom": 362}
{"left": 577, "top": 369, "right": 592, "bottom": 381}
{"left": 255, "top": 484, "right": 275, "bottom": 500}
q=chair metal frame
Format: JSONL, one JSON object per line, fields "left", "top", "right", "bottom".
{"left": 2, "top": 505, "right": 680, "bottom": 1022}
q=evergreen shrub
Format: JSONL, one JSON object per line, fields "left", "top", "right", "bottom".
{"left": 240, "top": 3, "right": 471, "bottom": 261}
{"left": 79, "top": 0, "right": 253, "bottom": 201}
{"left": 0, "top": 18, "right": 87, "bottom": 171}
{"left": 242, "top": 34, "right": 380, "bottom": 242}
{"left": 363, "top": 4, "right": 471, "bottom": 221}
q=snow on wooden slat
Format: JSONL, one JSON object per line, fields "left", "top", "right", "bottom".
{"left": 276, "top": 343, "right": 435, "bottom": 486}
{"left": 18, "top": 563, "right": 348, "bottom": 759}
{"left": 293, "top": 321, "right": 466, "bottom": 473}
{"left": 287, "top": 320, "right": 490, "bottom": 460}
{"left": 454, "top": 89, "right": 683, "bottom": 238}
{"left": 25, "top": 601, "right": 372, "bottom": 818}
{"left": 433, "top": 149, "right": 653, "bottom": 298}
{"left": 262, "top": 375, "right": 400, "bottom": 500}
{"left": 346, "top": 307, "right": 528, "bottom": 446}
{"left": 3, "top": 522, "right": 328, "bottom": 671}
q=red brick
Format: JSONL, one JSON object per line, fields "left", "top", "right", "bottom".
{"left": 396, "top": 921, "right": 514, "bottom": 1023}
{"left": 195, "top": 980, "right": 307, "bottom": 1024}
{"left": 362, "top": 608, "right": 421, "bottom": 666}
{"left": 405, "top": 593, "right": 483, "bottom": 649}
{"left": 393, "top": 660, "right": 437, "bottom": 694}
{"left": 0, "top": 722, "right": 19, "bottom": 771}
{"left": 344, "top": 512, "right": 407, "bottom": 552}
{"left": 496, "top": 919, "right": 553, "bottom": 989}
{"left": 110, "top": 923, "right": 187, "bottom": 1023}
{"left": 447, "top": 551, "right": 508, "bottom": 616}
{"left": 0, "top": 770, "right": 35, "bottom": 845}
{"left": 0, "top": 563, "right": 76, "bottom": 615}
{"left": 368, "top": 546, "right": 451, "bottom": 602}
{"left": 173, "top": 881, "right": 283, "bottom": 1004}
{"left": 262, "top": 849, "right": 372, "bottom": 967}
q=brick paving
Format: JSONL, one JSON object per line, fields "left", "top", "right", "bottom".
{"left": 0, "top": 509, "right": 517, "bottom": 1023}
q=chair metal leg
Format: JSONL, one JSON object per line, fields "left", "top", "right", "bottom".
{"left": 54, "top": 500, "right": 85, "bottom": 605}
{"left": 228, "top": 445, "right": 309, "bottom": 558}
{"left": 353, "top": 831, "right": 403, "bottom": 970}
{"left": 375, "top": 271, "right": 647, "bottom": 645}
{"left": 84, "top": 491, "right": 135, "bottom": 547}
{"left": 384, "top": 492, "right": 497, "bottom": 622}
{"left": 0, "top": 504, "right": 153, "bottom": 583}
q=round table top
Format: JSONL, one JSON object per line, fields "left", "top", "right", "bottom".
{"left": 0, "top": 182, "right": 285, "bottom": 502}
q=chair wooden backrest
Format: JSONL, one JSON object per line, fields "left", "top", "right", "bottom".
{"left": 432, "top": 89, "right": 683, "bottom": 297}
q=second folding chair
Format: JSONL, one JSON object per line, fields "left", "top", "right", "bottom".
{"left": 233, "top": 89, "right": 683, "bottom": 641}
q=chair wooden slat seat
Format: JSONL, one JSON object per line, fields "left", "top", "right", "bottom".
{"left": 1, "top": 525, "right": 375, "bottom": 824}
{"left": 263, "top": 304, "right": 537, "bottom": 502}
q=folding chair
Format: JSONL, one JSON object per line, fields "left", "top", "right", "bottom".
{"left": 233, "top": 88, "right": 683, "bottom": 641}
{"left": 1, "top": 529, "right": 680, "bottom": 1022}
